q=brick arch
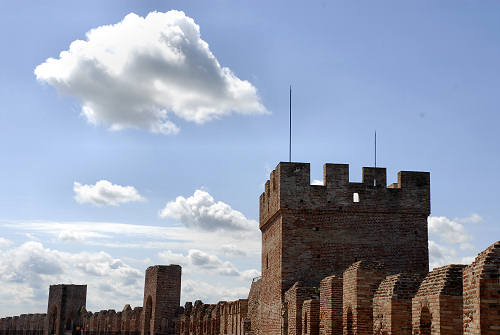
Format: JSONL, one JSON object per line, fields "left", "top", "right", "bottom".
{"left": 345, "top": 307, "right": 353, "bottom": 335}
{"left": 418, "top": 305, "right": 431, "bottom": 335}
{"left": 143, "top": 296, "right": 153, "bottom": 335}
{"left": 65, "top": 318, "right": 72, "bottom": 332}
{"left": 48, "top": 305, "right": 58, "bottom": 335}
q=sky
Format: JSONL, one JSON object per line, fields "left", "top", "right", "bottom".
{"left": 1, "top": 0, "right": 499, "bottom": 316}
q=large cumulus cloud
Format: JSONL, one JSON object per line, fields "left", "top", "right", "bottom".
{"left": 35, "top": 11, "right": 267, "bottom": 134}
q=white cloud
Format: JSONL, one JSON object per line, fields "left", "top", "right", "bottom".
{"left": 239, "top": 269, "right": 261, "bottom": 282}
{"left": 0, "top": 237, "right": 12, "bottom": 248}
{"left": 311, "top": 179, "right": 323, "bottom": 185}
{"left": 158, "top": 249, "right": 258, "bottom": 279}
{"left": 0, "top": 241, "right": 144, "bottom": 316}
{"left": 428, "top": 216, "right": 474, "bottom": 250}
{"left": 428, "top": 240, "right": 475, "bottom": 269}
{"left": 456, "top": 213, "right": 483, "bottom": 224}
{"left": 159, "top": 189, "right": 258, "bottom": 231}
{"left": 74, "top": 180, "right": 145, "bottom": 207}
{"left": 157, "top": 250, "right": 189, "bottom": 266}
{"left": 58, "top": 230, "right": 107, "bottom": 242}
{"left": 182, "top": 279, "right": 250, "bottom": 304}
{"left": 0, "top": 220, "right": 261, "bottom": 256}
{"left": 427, "top": 214, "right": 483, "bottom": 270}
{"left": 220, "top": 244, "right": 246, "bottom": 257}
{"left": 0, "top": 220, "right": 261, "bottom": 316}
{"left": 35, "top": 10, "right": 267, "bottom": 134}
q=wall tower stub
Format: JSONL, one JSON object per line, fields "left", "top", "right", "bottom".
{"left": 44, "top": 284, "right": 87, "bottom": 335}
{"left": 141, "top": 265, "right": 182, "bottom": 335}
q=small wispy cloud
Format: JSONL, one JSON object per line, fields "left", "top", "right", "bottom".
{"left": 0, "top": 237, "right": 12, "bottom": 248}
{"left": 427, "top": 214, "right": 482, "bottom": 269}
{"left": 74, "top": 180, "right": 145, "bottom": 207}
{"left": 158, "top": 249, "right": 259, "bottom": 279}
{"left": 428, "top": 215, "right": 474, "bottom": 250}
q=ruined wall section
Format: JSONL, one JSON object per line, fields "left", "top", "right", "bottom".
{"left": 463, "top": 241, "right": 500, "bottom": 335}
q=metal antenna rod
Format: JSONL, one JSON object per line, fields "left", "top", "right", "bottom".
{"left": 374, "top": 130, "right": 377, "bottom": 168}
{"left": 289, "top": 86, "right": 292, "bottom": 162}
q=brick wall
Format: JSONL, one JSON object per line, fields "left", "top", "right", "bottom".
{"left": 247, "top": 279, "right": 261, "bottom": 335}
{"left": 463, "top": 241, "right": 500, "bottom": 335}
{"left": 342, "top": 261, "right": 386, "bottom": 335}
{"left": 301, "top": 300, "right": 319, "bottom": 335}
{"left": 412, "top": 265, "right": 465, "bottom": 335}
{"left": 372, "top": 273, "right": 421, "bottom": 335}
{"left": 260, "top": 216, "right": 282, "bottom": 335}
{"left": 44, "top": 284, "right": 87, "bottom": 335}
{"left": 319, "top": 275, "right": 342, "bottom": 335}
{"left": 259, "top": 162, "right": 429, "bottom": 335}
{"left": 284, "top": 283, "right": 317, "bottom": 335}
{"left": 142, "top": 265, "right": 182, "bottom": 335}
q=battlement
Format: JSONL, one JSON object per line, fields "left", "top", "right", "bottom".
{"left": 259, "top": 162, "right": 430, "bottom": 228}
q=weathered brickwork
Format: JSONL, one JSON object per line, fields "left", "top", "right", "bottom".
{"left": 372, "top": 273, "right": 421, "bottom": 335}
{"left": 45, "top": 285, "right": 87, "bottom": 335}
{"left": 247, "top": 279, "right": 261, "bottom": 335}
{"left": 319, "top": 276, "right": 342, "bottom": 335}
{"left": 142, "top": 265, "right": 182, "bottom": 335}
{"left": 284, "top": 283, "right": 317, "bottom": 335}
{"left": 342, "top": 261, "right": 386, "bottom": 335}
{"left": 301, "top": 300, "right": 319, "bottom": 335}
{"left": 1, "top": 162, "right": 499, "bottom": 335}
{"left": 259, "top": 163, "right": 429, "bottom": 335}
{"left": 411, "top": 265, "right": 465, "bottom": 335}
{"left": 463, "top": 241, "right": 500, "bottom": 335}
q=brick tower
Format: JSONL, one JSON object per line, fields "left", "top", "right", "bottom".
{"left": 44, "top": 284, "right": 87, "bottom": 335}
{"left": 141, "top": 265, "right": 182, "bottom": 335}
{"left": 259, "top": 162, "right": 430, "bottom": 335}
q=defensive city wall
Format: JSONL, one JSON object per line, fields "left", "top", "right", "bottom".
{"left": 1, "top": 162, "right": 499, "bottom": 334}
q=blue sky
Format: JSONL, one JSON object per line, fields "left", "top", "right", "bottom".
{"left": 1, "top": 0, "right": 499, "bottom": 315}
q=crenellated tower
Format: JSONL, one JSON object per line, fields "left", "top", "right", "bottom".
{"left": 258, "top": 162, "right": 430, "bottom": 335}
